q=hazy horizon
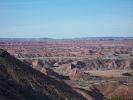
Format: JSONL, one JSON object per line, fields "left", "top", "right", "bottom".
{"left": 0, "top": 0, "right": 133, "bottom": 38}
{"left": 0, "top": 36, "right": 133, "bottom": 40}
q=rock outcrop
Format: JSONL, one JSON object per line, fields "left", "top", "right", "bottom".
{"left": 55, "top": 62, "right": 92, "bottom": 80}
{"left": 69, "top": 68, "right": 91, "bottom": 80}
{"left": 0, "top": 49, "right": 9, "bottom": 57}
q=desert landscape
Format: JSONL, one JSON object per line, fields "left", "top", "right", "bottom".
{"left": 0, "top": 38, "right": 133, "bottom": 100}
{"left": 0, "top": 0, "right": 133, "bottom": 100}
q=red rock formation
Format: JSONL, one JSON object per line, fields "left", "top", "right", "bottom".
{"left": 55, "top": 63, "right": 74, "bottom": 74}
{"left": 41, "top": 67, "right": 54, "bottom": 76}
{"left": 69, "top": 68, "right": 91, "bottom": 80}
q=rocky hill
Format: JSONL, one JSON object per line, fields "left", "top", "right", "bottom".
{"left": 0, "top": 49, "right": 86, "bottom": 100}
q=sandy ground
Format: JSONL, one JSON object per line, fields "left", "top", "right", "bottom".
{"left": 86, "top": 70, "right": 133, "bottom": 77}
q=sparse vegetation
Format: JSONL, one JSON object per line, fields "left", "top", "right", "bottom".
{"left": 108, "top": 95, "right": 121, "bottom": 100}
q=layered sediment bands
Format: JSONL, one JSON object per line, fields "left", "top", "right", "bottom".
{"left": 97, "top": 83, "right": 133, "bottom": 100}
{"left": 84, "top": 59, "right": 133, "bottom": 70}
{"left": 22, "top": 58, "right": 133, "bottom": 70}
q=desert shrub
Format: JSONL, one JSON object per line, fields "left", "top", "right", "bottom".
{"left": 108, "top": 95, "right": 121, "bottom": 100}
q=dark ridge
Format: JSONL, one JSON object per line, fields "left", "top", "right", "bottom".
{"left": 0, "top": 49, "right": 86, "bottom": 100}
{"left": 0, "top": 49, "right": 9, "bottom": 57}
{"left": 122, "top": 73, "right": 132, "bottom": 77}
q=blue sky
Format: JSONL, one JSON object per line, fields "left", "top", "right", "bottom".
{"left": 0, "top": 0, "right": 133, "bottom": 38}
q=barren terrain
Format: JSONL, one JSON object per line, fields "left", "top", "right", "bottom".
{"left": 87, "top": 70, "right": 132, "bottom": 77}
{"left": 1, "top": 37, "right": 133, "bottom": 99}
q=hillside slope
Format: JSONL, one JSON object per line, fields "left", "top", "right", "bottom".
{"left": 0, "top": 49, "right": 86, "bottom": 100}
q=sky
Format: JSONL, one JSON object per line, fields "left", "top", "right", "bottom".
{"left": 0, "top": 0, "right": 133, "bottom": 38}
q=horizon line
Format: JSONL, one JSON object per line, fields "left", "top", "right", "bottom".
{"left": 0, "top": 36, "right": 133, "bottom": 40}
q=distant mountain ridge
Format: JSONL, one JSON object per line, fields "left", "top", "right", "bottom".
{"left": 0, "top": 37, "right": 133, "bottom": 42}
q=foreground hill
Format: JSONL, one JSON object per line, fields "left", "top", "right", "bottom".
{"left": 0, "top": 49, "right": 86, "bottom": 100}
